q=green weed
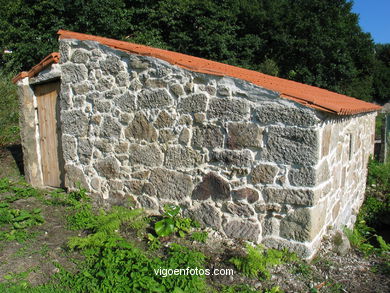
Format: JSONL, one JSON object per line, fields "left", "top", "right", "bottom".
{"left": 0, "top": 282, "right": 61, "bottom": 293}
{"left": 67, "top": 206, "right": 144, "bottom": 250}
{"left": 220, "top": 284, "right": 283, "bottom": 293}
{"left": 344, "top": 159, "right": 390, "bottom": 258}
{"left": 0, "top": 178, "right": 42, "bottom": 203}
{"left": 344, "top": 224, "right": 375, "bottom": 256}
{"left": 154, "top": 204, "right": 199, "bottom": 238}
{"left": 65, "top": 188, "right": 96, "bottom": 231}
{"left": 230, "top": 244, "right": 297, "bottom": 280}
{"left": 0, "top": 202, "right": 44, "bottom": 242}
{"left": 367, "top": 158, "right": 390, "bottom": 193}
{"left": 292, "top": 262, "right": 312, "bottom": 277}
{"left": 147, "top": 233, "right": 162, "bottom": 251}
{"left": 371, "top": 261, "right": 390, "bottom": 276}
{"left": 191, "top": 231, "right": 208, "bottom": 243}
{"left": 44, "top": 189, "right": 211, "bottom": 292}
{"left": 0, "top": 177, "right": 12, "bottom": 192}
{"left": 2, "top": 267, "right": 39, "bottom": 289}
{"left": 344, "top": 222, "right": 390, "bottom": 257}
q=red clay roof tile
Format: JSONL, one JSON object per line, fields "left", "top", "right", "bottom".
{"left": 12, "top": 52, "right": 60, "bottom": 83}
{"left": 15, "top": 29, "right": 382, "bottom": 115}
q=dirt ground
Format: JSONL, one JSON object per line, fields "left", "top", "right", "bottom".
{"left": 0, "top": 196, "right": 80, "bottom": 286}
{"left": 0, "top": 145, "right": 389, "bottom": 292}
{"left": 0, "top": 145, "right": 81, "bottom": 286}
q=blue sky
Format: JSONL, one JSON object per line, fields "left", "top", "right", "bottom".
{"left": 351, "top": 0, "right": 390, "bottom": 44}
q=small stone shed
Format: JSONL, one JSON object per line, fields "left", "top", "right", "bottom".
{"left": 13, "top": 30, "right": 382, "bottom": 257}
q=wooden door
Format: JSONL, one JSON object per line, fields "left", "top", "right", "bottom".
{"left": 35, "top": 81, "right": 63, "bottom": 187}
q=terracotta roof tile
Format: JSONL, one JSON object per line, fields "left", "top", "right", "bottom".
{"left": 15, "top": 29, "right": 382, "bottom": 115}
{"left": 12, "top": 52, "right": 60, "bottom": 83}
{"left": 57, "top": 30, "right": 382, "bottom": 115}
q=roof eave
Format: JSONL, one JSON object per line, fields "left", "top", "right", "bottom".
{"left": 12, "top": 52, "right": 60, "bottom": 84}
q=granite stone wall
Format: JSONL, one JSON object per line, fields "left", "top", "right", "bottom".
{"left": 318, "top": 114, "right": 376, "bottom": 230}
{"left": 51, "top": 39, "right": 376, "bottom": 257}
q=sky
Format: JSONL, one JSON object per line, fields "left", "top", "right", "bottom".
{"left": 351, "top": 0, "right": 390, "bottom": 44}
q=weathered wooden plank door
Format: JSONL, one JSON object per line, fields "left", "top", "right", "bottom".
{"left": 35, "top": 81, "right": 63, "bottom": 187}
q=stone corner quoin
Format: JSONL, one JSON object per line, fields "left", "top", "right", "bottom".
{"left": 21, "top": 38, "right": 377, "bottom": 258}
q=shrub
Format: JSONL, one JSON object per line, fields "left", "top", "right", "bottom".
{"left": 344, "top": 158, "right": 390, "bottom": 257}
{"left": 0, "top": 72, "right": 19, "bottom": 146}
{"left": 367, "top": 158, "right": 390, "bottom": 195}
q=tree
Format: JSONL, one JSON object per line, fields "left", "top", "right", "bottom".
{"left": 0, "top": 0, "right": 380, "bottom": 103}
{"left": 373, "top": 44, "right": 390, "bottom": 104}
{"left": 0, "top": 0, "right": 132, "bottom": 72}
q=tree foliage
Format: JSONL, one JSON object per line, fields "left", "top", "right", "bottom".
{"left": 373, "top": 44, "right": 390, "bottom": 104}
{"left": 0, "top": 0, "right": 132, "bottom": 72}
{"left": 1, "top": 0, "right": 388, "bottom": 103}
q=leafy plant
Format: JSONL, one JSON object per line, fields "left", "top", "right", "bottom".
{"left": 191, "top": 231, "right": 208, "bottom": 243}
{"left": 230, "top": 244, "right": 297, "bottom": 280}
{"left": 0, "top": 177, "right": 12, "bottom": 192}
{"left": 154, "top": 205, "right": 198, "bottom": 238}
{"left": 371, "top": 261, "right": 390, "bottom": 276}
{"left": 292, "top": 262, "right": 313, "bottom": 277}
{"left": 65, "top": 187, "right": 96, "bottom": 231}
{"left": 0, "top": 178, "right": 42, "bottom": 202}
{"left": 2, "top": 267, "right": 39, "bottom": 289}
{"left": 377, "top": 235, "right": 390, "bottom": 253}
{"left": 344, "top": 224, "right": 376, "bottom": 256}
{"left": 344, "top": 222, "right": 390, "bottom": 257}
{"left": 147, "top": 233, "right": 162, "bottom": 251}
{"left": 67, "top": 206, "right": 144, "bottom": 251}
{"left": 344, "top": 159, "right": 390, "bottom": 258}
{"left": 367, "top": 158, "right": 390, "bottom": 195}
{"left": 0, "top": 200, "right": 44, "bottom": 242}
{"left": 155, "top": 206, "right": 177, "bottom": 237}
{"left": 51, "top": 189, "right": 210, "bottom": 292}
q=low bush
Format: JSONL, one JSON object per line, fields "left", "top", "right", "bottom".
{"left": 0, "top": 72, "right": 19, "bottom": 146}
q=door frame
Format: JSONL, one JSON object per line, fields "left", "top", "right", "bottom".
{"left": 33, "top": 80, "right": 64, "bottom": 187}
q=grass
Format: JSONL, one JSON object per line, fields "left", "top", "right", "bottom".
{"left": 0, "top": 72, "right": 19, "bottom": 146}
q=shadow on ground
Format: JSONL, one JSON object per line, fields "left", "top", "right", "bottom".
{"left": 0, "top": 144, "right": 24, "bottom": 180}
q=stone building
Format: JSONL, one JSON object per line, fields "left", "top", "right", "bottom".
{"left": 13, "top": 30, "right": 381, "bottom": 257}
